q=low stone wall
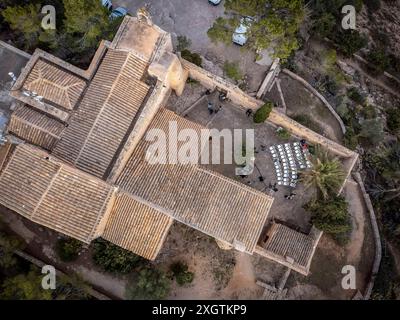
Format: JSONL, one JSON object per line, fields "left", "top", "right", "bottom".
{"left": 282, "top": 68, "right": 347, "bottom": 135}
{"left": 353, "top": 172, "right": 382, "bottom": 300}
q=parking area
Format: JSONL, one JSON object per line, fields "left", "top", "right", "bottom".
{"left": 114, "top": 0, "right": 269, "bottom": 91}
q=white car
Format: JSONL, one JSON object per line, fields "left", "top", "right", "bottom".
{"left": 110, "top": 7, "right": 128, "bottom": 20}
{"left": 232, "top": 17, "right": 254, "bottom": 46}
{"left": 102, "top": 0, "right": 112, "bottom": 10}
{"left": 208, "top": 0, "right": 222, "bottom": 5}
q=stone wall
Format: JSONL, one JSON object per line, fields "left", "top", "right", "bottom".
{"left": 353, "top": 172, "right": 382, "bottom": 300}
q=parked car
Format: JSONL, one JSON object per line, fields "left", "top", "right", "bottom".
{"left": 110, "top": 7, "right": 128, "bottom": 20}
{"left": 208, "top": 0, "right": 222, "bottom": 5}
{"left": 232, "top": 16, "right": 254, "bottom": 46}
{"left": 101, "top": 0, "right": 112, "bottom": 11}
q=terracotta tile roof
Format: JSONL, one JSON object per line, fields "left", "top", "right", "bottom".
{"left": 53, "top": 49, "right": 150, "bottom": 179}
{"left": 255, "top": 222, "right": 322, "bottom": 274}
{"left": 103, "top": 192, "right": 173, "bottom": 260}
{"left": 23, "top": 59, "right": 87, "bottom": 110}
{"left": 0, "top": 144, "right": 114, "bottom": 242}
{"left": 116, "top": 109, "right": 274, "bottom": 254}
{"left": 8, "top": 103, "right": 65, "bottom": 150}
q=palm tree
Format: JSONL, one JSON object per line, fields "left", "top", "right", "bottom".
{"left": 301, "top": 145, "right": 345, "bottom": 199}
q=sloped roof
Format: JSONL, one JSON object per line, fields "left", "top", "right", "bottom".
{"left": 256, "top": 222, "right": 322, "bottom": 275}
{"left": 8, "top": 103, "right": 65, "bottom": 150}
{"left": 53, "top": 49, "right": 150, "bottom": 179}
{"left": 102, "top": 192, "right": 173, "bottom": 260}
{"left": 116, "top": 108, "right": 274, "bottom": 254}
{"left": 23, "top": 58, "right": 87, "bottom": 110}
{"left": 0, "top": 144, "right": 114, "bottom": 242}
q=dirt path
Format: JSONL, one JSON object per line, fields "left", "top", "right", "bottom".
{"left": 344, "top": 179, "right": 367, "bottom": 266}
{"left": 221, "top": 252, "right": 261, "bottom": 299}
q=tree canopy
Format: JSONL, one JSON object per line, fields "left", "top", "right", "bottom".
{"left": 301, "top": 145, "right": 345, "bottom": 199}
{"left": 208, "top": 0, "right": 305, "bottom": 60}
{"left": 126, "top": 266, "right": 171, "bottom": 300}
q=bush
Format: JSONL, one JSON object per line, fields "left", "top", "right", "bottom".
{"left": 347, "top": 87, "right": 365, "bottom": 105}
{"left": 56, "top": 238, "right": 83, "bottom": 262}
{"left": 304, "top": 196, "right": 351, "bottom": 236}
{"left": 92, "top": 238, "right": 144, "bottom": 274}
{"left": 367, "top": 47, "right": 390, "bottom": 74}
{"left": 170, "top": 261, "right": 194, "bottom": 286}
{"left": 335, "top": 30, "right": 367, "bottom": 57}
{"left": 181, "top": 49, "right": 202, "bottom": 67}
{"left": 223, "top": 61, "right": 242, "bottom": 82}
{"left": 176, "top": 35, "right": 191, "bottom": 52}
{"left": 126, "top": 266, "right": 171, "bottom": 300}
{"left": 386, "top": 108, "right": 400, "bottom": 133}
{"left": 344, "top": 126, "right": 359, "bottom": 150}
{"left": 253, "top": 102, "right": 273, "bottom": 123}
{"left": 276, "top": 127, "right": 291, "bottom": 140}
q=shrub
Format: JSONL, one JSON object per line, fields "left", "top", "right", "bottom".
{"left": 367, "top": 47, "right": 390, "bottom": 74}
{"left": 361, "top": 104, "right": 377, "bottom": 119}
{"left": 56, "top": 238, "right": 83, "bottom": 262}
{"left": 344, "top": 126, "right": 359, "bottom": 150}
{"left": 386, "top": 108, "right": 400, "bottom": 133}
{"left": 181, "top": 49, "right": 202, "bottom": 67}
{"left": 253, "top": 102, "right": 273, "bottom": 123}
{"left": 335, "top": 30, "right": 367, "bottom": 57}
{"left": 126, "top": 266, "right": 171, "bottom": 300}
{"left": 92, "top": 238, "right": 144, "bottom": 274}
{"left": 359, "top": 117, "right": 385, "bottom": 145}
{"left": 170, "top": 261, "right": 194, "bottom": 286}
{"left": 176, "top": 35, "right": 191, "bottom": 52}
{"left": 223, "top": 61, "right": 242, "bottom": 82}
{"left": 276, "top": 127, "right": 291, "bottom": 140}
{"left": 304, "top": 196, "right": 351, "bottom": 236}
{"left": 347, "top": 87, "right": 365, "bottom": 105}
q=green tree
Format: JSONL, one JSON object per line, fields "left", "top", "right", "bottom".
{"left": 126, "top": 266, "right": 171, "bottom": 300}
{"left": 0, "top": 267, "right": 52, "bottom": 300}
{"left": 181, "top": 49, "right": 202, "bottom": 67}
{"left": 208, "top": 0, "right": 305, "bottom": 60}
{"left": 170, "top": 261, "right": 194, "bottom": 286}
{"left": 313, "top": 12, "right": 336, "bottom": 38}
{"left": 63, "top": 0, "right": 116, "bottom": 52}
{"left": 304, "top": 195, "right": 351, "bottom": 235}
{"left": 367, "top": 47, "right": 390, "bottom": 74}
{"left": 56, "top": 237, "right": 83, "bottom": 262}
{"left": 335, "top": 30, "right": 367, "bottom": 57}
{"left": 1, "top": 4, "right": 43, "bottom": 49}
{"left": 0, "top": 231, "right": 24, "bottom": 269}
{"left": 301, "top": 145, "right": 345, "bottom": 199}
{"left": 386, "top": 107, "right": 400, "bottom": 133}
{"left": 92, "top": 238, "right": 144, "bottom": 274}
{"left": 253, "top": 102, "right": 273, "bottom": 123}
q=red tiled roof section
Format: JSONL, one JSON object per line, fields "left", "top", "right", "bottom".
{"left": 53, "top": 49, "right": 150, "bottom": 179}
{"left": 24, "top": 59, "right": 87, "bottom": 110}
